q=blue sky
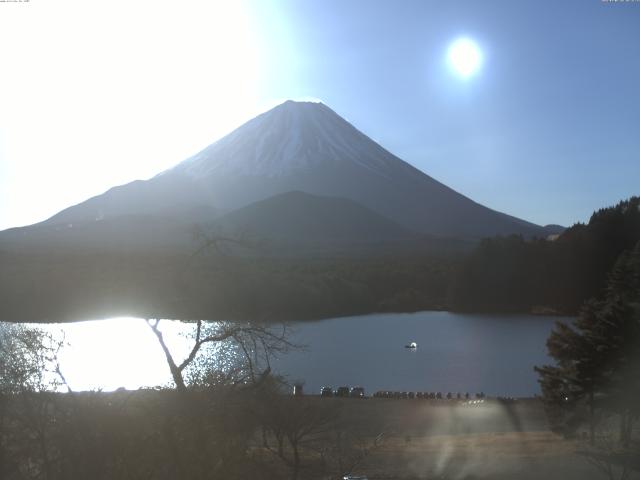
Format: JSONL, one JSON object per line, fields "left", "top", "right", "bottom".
{"left": 257, "top": 0, "right": 640, "bottom": 227}
{"left": 0, "top": 0, "right": 638, "bottom": 230}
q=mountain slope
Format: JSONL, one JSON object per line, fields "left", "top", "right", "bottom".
{"left": 41, "top": 100, "right": 547, "bottom": 239}
{"left": 212, "top": 191, "right": 418, "bottom": 245}
{"left": 0, "top": 214, "right": 196, "bottom": 253}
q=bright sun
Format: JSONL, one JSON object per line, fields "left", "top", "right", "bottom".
{"left": 447, "top": 38, "right": 483, "bottom": 78}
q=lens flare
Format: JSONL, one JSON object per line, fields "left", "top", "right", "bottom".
{"left": 447, "top": 37, "right": 483, "bottom": 78}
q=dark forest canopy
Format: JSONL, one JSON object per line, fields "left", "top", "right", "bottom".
{"left": 449, "top": 197, "right": 640, "bottom": 314}
{"left": 535, "top": 240, "right": 640, "bottom": 452}
{"left": 1, "top": 196, "right": 638, "bottom": 322}
{"left": 0, "top": 250, "right": 454, "bottom": 323}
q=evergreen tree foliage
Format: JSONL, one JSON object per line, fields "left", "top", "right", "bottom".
{"left": 535, "top": 241, "right": 640, "bottom": 445}
{"left": 451, "top": 197, "right": 640, "bottom": 313}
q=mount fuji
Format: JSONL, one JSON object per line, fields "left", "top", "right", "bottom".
{"left": 11, "top": 101, "right": 557, "bottom": 246}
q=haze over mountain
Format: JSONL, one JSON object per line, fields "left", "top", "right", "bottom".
{"left": 10, "top": 100, "right": 560, "bottom": 246}
{"left": 206, "top": 190, "right": 429, "bottom": 256}
{"left": 214, "top": 190, "right": 415, "bottom": 242}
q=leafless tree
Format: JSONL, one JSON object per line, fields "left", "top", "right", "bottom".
{"left": 259, "top": 392, "right": 339, "bottom": 480}
{"left": 318, "top": 427, "right": 385, "bottom": 480}
{"left": 145, "top": 228, "right": 296, "bottom": 393}
{"left": 145, "top": 318, "right": 293, "bottom": 392}
{"left": 257, "top": 388, "right": 386, "bottom": 480}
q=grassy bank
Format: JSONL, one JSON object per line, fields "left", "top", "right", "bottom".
{"left": 0, "top": 386, "right": 614, "bottom": 480}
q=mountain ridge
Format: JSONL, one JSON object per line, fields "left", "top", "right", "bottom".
{"left": 212, "top": 190, "right": 417, "bottom": 244}
{"left": 29, "top": 100, "right": 554, "bottom": 240}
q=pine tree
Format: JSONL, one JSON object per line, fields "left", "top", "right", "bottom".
{"left": 600, "top": 243, "right": 640, "bottom": 446}
{"left": 535, "top": 241, "right": 640, "bottom": 445}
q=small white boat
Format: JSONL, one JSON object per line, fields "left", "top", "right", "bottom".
{"left": 405, "top": 342, "right": 418, "bottom": 349}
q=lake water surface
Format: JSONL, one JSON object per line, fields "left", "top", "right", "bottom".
{"left": 272, "top": 311, "right": 563, "bottom": 397}
{"left": 19, "top": 311, "right": 565, "bottom": 396}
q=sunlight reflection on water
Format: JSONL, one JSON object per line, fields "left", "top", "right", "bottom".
{"left": 37, "top": 318, "right": 200, "bottom": 391}
{"left": 9, "top": 312, "right": 563, "bottom": 395}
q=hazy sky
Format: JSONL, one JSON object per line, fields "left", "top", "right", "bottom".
{"left": 1, "top": 0, "right": 639, "bottom": 231}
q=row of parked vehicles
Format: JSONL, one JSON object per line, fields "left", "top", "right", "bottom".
{"left": 318, "top": 387, "right": 493, "bottom": 400}
{"left": 317, "top": 388, "right": 518, "bottom": 403}
{"left": 373, "top": 391, "right": 486, "bottom": 400}
{"left": 320, "top": 386, "right": 365, "bottom": 398}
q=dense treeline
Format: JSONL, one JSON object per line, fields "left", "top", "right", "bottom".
{"left": 2, "top": 197, "right": 638, "bottom": 322}
{"left": 450, "top": 197, "right": 640, "bottom": 314}
{"left": 0, "top": 248, "right": 455, "bottom": 322}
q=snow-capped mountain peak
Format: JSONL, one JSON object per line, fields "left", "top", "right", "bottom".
{"left": 171, "top": 100, "right": 395, "bottom": 179}
{"left": 42, "top": 99, "right": 548, "bottom": 239}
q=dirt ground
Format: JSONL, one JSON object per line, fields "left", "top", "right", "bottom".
{"left": 324, "top": 397, "right": 636, "bottom": 480}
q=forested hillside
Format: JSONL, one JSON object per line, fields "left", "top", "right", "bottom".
{"left": 0, "top": 249, "right": 454, "bottom": 322}
{"left": 2, "top": 197, "right": 638, "bottom": 322}
{"left": 450, "top": 197, "right": 640, "bottom": 314}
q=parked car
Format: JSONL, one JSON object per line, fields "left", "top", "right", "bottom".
{"left": 335, "top": 386, "right": 350, "bottom": 397}
{"left": 349, "top": 386, "right": 365, "bottom": 398}
{"left": 321, "top": 386, "right": 333, "bottom": 397}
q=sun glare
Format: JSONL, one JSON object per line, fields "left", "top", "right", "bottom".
{"left": 447, "top": 37, "right": 483, "bottom": 78}
{"left": 0, "top": 0, "right": 264, "bottom": 230}
{"left": 48, "top": 318, "right": 193, "bottom": 391}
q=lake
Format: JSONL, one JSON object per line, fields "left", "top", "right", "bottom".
{"left": 273, "top": 311, "right": 564, "bottom": 397}
{"left": 13, "top": 311, "right": 565, "bottom": 397}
